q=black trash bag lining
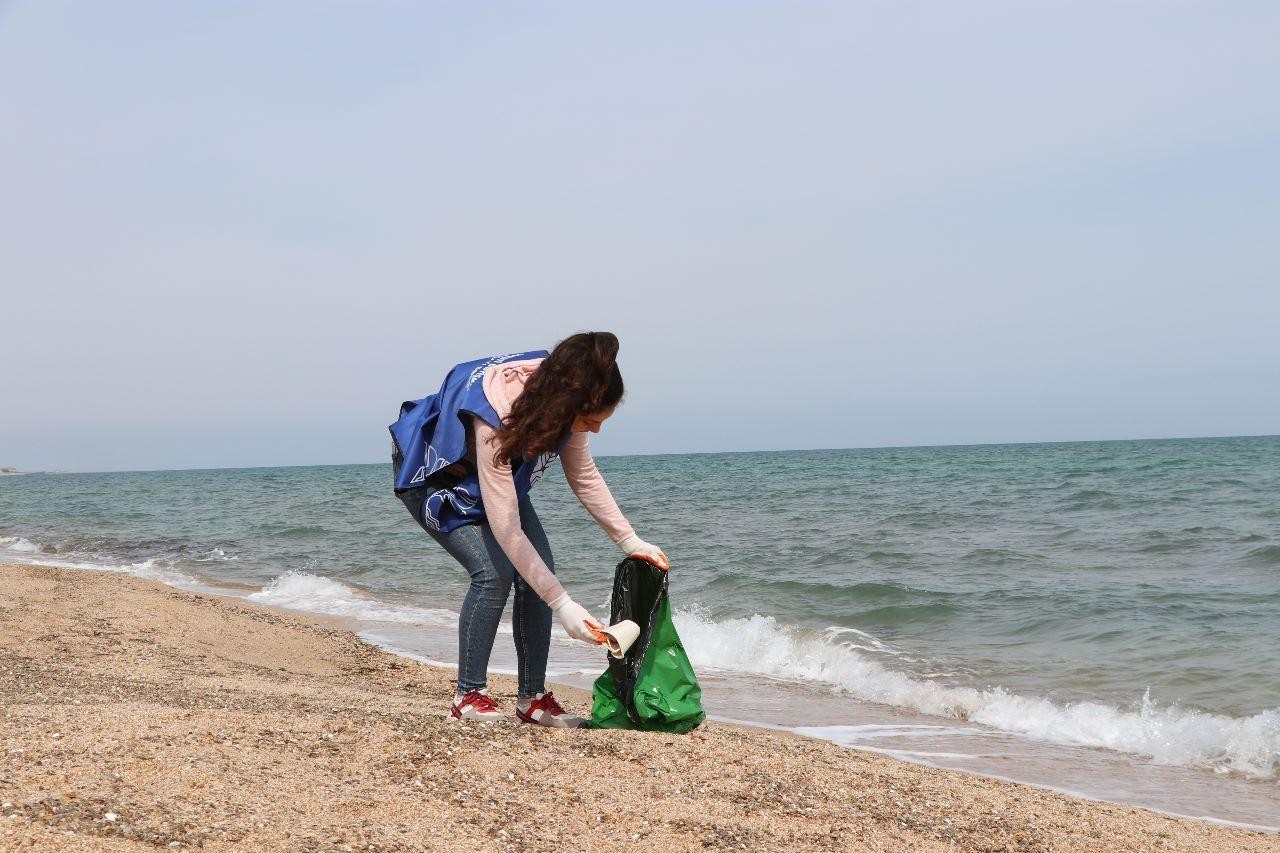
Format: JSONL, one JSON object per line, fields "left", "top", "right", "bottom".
{"left": 604, "top": 557, "right": 669, "bottom": 726}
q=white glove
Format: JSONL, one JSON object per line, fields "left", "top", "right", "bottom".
{"left": 616, "top": 533, "right": 669, "bottom": 571}
{"left": 549, "top": 593, "right": 603, "bottom": 644}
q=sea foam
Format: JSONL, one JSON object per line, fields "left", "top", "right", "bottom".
{"left": 672, "top": 608, "right": 1280, "bottom": 779}
{"left": 247, "top": 571, "right": 456, "bottom": 626}
{"left": 1, "top": 534, "right": 200, "bottom": 586}
{"left": 0, "top": 535, "right": 40, "bottom": 553}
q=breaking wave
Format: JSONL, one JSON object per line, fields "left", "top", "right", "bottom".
{"left": 1, "top": 533, "right": 200, "bottom": 585}
{"left": 0, "top": 535, "right": 40, "bottom": 553}
{"left": 673, "top": 608, "right": 1280, "bottom": 779}
{"left": 247, "top": 571, "right": 456, "bottom": 626}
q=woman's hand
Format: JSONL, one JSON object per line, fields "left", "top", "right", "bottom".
{"left": 616, "top": 533, "right": 670, "bottom": 571}
{"left": 549, "top": 593, "right": 603, "bottom": 644}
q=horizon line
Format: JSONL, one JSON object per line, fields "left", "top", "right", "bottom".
{"left": 7, "top": 431, "right": 1277, "bottom": 477}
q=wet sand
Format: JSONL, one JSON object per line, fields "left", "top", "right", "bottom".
{"left": 1, "top": 562, "right": 1274, "bottom": 851}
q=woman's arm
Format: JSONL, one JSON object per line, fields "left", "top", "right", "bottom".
{"left": 472, "top": 418, "right": 566, "bottom": 604}
{"left": 561, "top": 432, "right": 670, "bottom": 569}
{"left": 559, "top": 431, "right": 635, "bottom": 544}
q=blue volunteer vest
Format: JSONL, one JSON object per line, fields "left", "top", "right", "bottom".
{"left": 389, "top": 351, "right": 559, "bottom": 533}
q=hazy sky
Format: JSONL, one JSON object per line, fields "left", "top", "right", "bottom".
{"left": 2, "top": 2, "right": 1277, "bottom": 472}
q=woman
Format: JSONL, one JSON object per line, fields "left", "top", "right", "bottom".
{"left": 389, "top": 332, "right": 668, "bottom": 727}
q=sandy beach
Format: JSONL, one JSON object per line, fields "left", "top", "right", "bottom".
{"left": 0, "top": 562, "right": 1274, "bottom": 852}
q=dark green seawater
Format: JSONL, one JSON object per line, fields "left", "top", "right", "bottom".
{"left": 3, "top": 436, "right": 1279, "bottom": 822}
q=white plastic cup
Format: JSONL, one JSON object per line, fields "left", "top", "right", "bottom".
{"left": 600, "top": 620, "right": 641, "bottom": 659}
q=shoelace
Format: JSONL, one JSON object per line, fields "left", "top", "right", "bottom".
{"left": 537, "top": 691, "right": 568, "bottom": 716}
{"left": 459, "top": 691, "right": 499, "bottom": 713}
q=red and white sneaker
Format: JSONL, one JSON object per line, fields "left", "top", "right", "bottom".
{"left": 515, "top": 691, "right": 586, "bottom": 728}
{"left": 449, "top": 689, "right": 504, "bottom": 721}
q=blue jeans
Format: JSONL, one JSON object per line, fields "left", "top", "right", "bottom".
{"left": 428, "top": 494, "right": 554, "bottom": 696}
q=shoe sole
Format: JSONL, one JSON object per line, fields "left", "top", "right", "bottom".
{"left": 447, "top": 713, "right": 505, "bottom": 722}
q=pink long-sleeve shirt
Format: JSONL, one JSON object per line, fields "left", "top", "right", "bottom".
{"left": 471, "top": 358, "right": 635, "bottom": 603}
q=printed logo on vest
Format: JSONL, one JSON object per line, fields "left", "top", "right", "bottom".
{"left": 527, "top": 451, "right": 556, "bottom": 488}
{"left": 423, "top": 483, "right": 479, "bottom": 531}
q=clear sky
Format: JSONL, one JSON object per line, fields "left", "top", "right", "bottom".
{"left": 2, "top": 2, "right": 1277, "bottom": 472}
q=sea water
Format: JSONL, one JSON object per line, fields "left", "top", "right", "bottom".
{"left": 2, "top": 436, "right": 1278, "bottom": 828}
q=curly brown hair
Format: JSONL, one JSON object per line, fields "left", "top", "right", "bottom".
{"left": 494, "top": 332, "right": 625, "bottom": 463}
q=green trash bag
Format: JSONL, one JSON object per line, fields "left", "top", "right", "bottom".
{"left": 589, "top": 557, "right": 705, "bottom": 733}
